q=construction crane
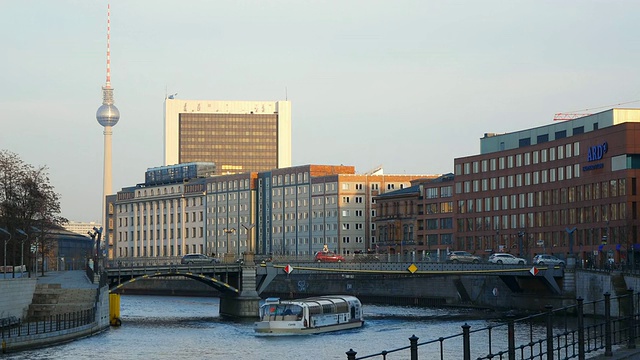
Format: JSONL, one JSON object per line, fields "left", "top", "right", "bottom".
{"left": 553, "top": 112, "right": 591, "bottom": 121}
{"left": 553, "top": 99, "right": 640, "bottom": 121}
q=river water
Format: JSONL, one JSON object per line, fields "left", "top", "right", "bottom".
{"left": 5, "top": 295, "right": 555, "bottom": 360}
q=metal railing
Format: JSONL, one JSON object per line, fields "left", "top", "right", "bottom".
{"left": 346, "top": 291, "right": 639, "bottom": 360}
{"left": 1, "top": 308, "right": 96, "bottom": 340}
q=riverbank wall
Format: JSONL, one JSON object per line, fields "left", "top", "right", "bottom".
{"left": 0, "top": 277, "right": 37, "bottom": 322}
{"left": 1, "top": 271, "right": 109, "bottom": 354}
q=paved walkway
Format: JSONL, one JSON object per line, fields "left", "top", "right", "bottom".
{"left": 589, "top": 344, "right": 640, "bottom": 359}
{"left": 36, "top": 270, "right": 96, "bottom": 289}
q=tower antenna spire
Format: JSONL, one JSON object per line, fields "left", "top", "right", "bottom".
{"left": 96, "top": 0, "right": 120, "bottom": 262}
{"left": 105, "top": 2, "right": 112, "bottom": 89}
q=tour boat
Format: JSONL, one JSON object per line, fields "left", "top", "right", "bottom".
{"left": 254, "top": 295, "right": 364, "bottom": 335}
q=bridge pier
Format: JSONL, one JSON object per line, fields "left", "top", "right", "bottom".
{"left": 219, "top": 264, "right": 261, "bottom": 319}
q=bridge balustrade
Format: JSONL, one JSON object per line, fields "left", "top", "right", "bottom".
{"left": 346, "top": 290, "right": 640, "bottom": 360}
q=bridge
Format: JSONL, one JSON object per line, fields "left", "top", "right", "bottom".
{"left": 105, "top": 258, "right": 565, "bottom": 317}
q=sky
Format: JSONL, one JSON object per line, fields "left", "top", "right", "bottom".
{"left": 1, "top": 0, "right": 639, "bottom": 223}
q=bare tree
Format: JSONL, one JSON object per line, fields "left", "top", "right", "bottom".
{"left": 0, "top": 150, "right": 67, "bottom": 274}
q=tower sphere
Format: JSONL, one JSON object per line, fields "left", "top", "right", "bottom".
{"left": 96, "top": 104, "right": 120, "bottom": 127}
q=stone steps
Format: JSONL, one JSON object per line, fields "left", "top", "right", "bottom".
{"left": 27, "top": 283, "right": 96, "bottom": 320}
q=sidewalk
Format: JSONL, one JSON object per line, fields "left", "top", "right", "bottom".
{"left": 589, "top": 345, "right": 640, "bottom": 359}
{"left": 36, "top": 270, "right": 96, "bottom": 289}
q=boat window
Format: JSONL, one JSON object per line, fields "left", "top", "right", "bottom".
{"left": 265, "top": 304, "right": 303, "bottom": 316}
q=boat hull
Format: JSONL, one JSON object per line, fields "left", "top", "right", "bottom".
{"left": 254, "top": 320, "right": 364, "bottom": 335}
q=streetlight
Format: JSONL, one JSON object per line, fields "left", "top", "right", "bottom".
{"left": 16, "top": 229, "right": 28, "bottom": 275}
{"left": 0, "top": 228, "right": 11, "bottom": 279}
{"left": 223, "top": 228, "right": 236, "bottom": 255}
{"left": 241, "top": 223, "right": 255, "bottom": 253}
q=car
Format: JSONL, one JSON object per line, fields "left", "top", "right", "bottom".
{"left": 533, "top": 254, "right": 565, "bottom": 267}
{"left": 446, "top": 251, "right": 481, "bottom": 264}
{"left": 488, "top": 253, "right": 526, "bottom": 265}
{"left": 314, "top": 251, "right": 345, "bottom": 263}
{"left": 180, "top": 254, "right": 220, "bottom": 265}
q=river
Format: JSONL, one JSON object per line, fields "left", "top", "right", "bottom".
{"left": 5, "top": 295, "right": 554, "bottom": 360}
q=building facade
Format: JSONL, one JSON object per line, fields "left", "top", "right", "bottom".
{"left": 64, "top": 221, "right": 101, "bottom": 237}
{"left": 164, "top": 99, "right": 291, "bottom": 173}
{"left": 453, "top": 108, "right": 640, "bottom": 265}
{"left": 374, "top": 174, "right": 454, "bottom": 260}
{"left": 109, "top": 164, "right": 431, "bottom": 261}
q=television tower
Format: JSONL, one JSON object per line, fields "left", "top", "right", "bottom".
{"left": 96, "top": 2, "right": 119, "bottom": 231}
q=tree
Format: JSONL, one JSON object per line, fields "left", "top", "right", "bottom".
{"left": 0, "top": 150, "right": 67, "bottom": 274}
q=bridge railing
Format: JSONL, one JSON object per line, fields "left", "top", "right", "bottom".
{"left": 346, "top": 290, "right": 640, "bottom": 360}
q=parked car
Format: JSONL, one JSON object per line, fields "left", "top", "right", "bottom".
{"left": 446, "top": 251, "right": 481, "bottom": 264}
{"left": 314, "top": 251, "right": 345, "bottom": 263}
{"left": 181, "top": 254, "right": 220, "bottom": 265}
{"left": 488, "top": 253, "right": 527, "bottom": 265}
{"left": 533, "top": 254, "right": 565, "bottom": 267}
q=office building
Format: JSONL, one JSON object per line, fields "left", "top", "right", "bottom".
{"left": 453, "top": 108, "right": 640, "bottom": 265}
{"left": 164, "top": 99, "right": 291, "bottom": 173}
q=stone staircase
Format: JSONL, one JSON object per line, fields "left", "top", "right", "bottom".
{"left": 26, "top": 275, "right": 97, "bottom": 320}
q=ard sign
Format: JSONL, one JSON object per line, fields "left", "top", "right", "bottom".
{"left": 583, "top": 142, "right": 607, "bottom": 172}
{"left": 587, "top": 142, "right": 608, "bottom": 162}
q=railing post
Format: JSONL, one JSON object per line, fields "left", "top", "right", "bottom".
{"left": 577, "top": 297, "right": 585, "bottom": 360}
{"left": 508, "top": 320, "right": 515, "bottom": 360}
{"left": 604, "top": 293, "right": 612, "bottom": 356}
{"left": 409, "top": 334, "right": 419, "bottom": 360}
{"left": 346, "top": 349, "right": 357, "bottom": 360}
{"left": 628, "top": 289, "right": 636, "bottom": 349}
{"left": 462, "top": 323, "right": 471, "bottom": 360}
{"left": 546, "top": 305, "right": 554, "bottom": 360}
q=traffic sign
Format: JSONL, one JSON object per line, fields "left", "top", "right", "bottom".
{"left": 530, "top": 267, "right": 539, "bottom": 276}
{"left": 284, "top": 264, "right": 293, "bottom": 274}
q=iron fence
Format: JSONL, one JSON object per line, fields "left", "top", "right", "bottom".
{"left": 346, "top": 290, "right": 639, "bottom": 360}
{"left": 1, "top": 308, "right": 96, "bottom": 340}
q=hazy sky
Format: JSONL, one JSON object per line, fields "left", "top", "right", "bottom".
{"left": 1, "top": 1, "right": 639, "bottom": 223}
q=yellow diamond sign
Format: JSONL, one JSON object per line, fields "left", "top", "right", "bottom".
{"left": 407, "top": 264, "right": 418, "bottom": 273}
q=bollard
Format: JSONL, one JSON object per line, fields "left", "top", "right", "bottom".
{"left": 508, "top": 320, "right": 515, "bottom": 360}
{"left": 346, "top": 348, "right": 357, "bottom": 360}
{"left": 604, "top": 293, "right": 612, "bottom": 356}
{"left": 577, "top": 297, "right": 585, "bottom": 360}
{"left": 604, "top": 292, "right": 613, "bottom": 356}
{"left": 462, "top": 323, "right": 471, "bottom": 360}
{"left": 409, "top": 334, "right": 419, "bottom": 360}
{"left": 545, "top": 305, "right": 554, "bottom": 360}
{"left": 628, "top": 289, "right": 636, "bottom": 349}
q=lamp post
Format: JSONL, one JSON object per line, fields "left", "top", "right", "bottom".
{"left": 241, "top": 223, "right": 255, "bottom": 253}
{"left": 223, "top": 228, "right": 235, "bottom": 254}
{"left": 0, "top": 228, "right": 10, "bottom": 278}
{"left": 16, "top": 229, "right": 28, "bottom": 275}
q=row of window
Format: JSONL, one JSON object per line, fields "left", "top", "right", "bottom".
{"left": 425, "top": 186, "right": 453, "bottom": 199}
{"left": 117, "top": 197, "right": 203, "bottom": 213}
{"left": 456, "top": 142, "right": 581, "bottom": 175}
{"left": 118, "top": 226, "right": 203, "bottom": 242}
{"left": 458, "top": 179, "right": 627, "bottom": 214}
{"left": 458, "top": 165, "right": 584, "bottom": 194}
{"left": 456, "top": 202, "right": 628, "bottom": 232}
